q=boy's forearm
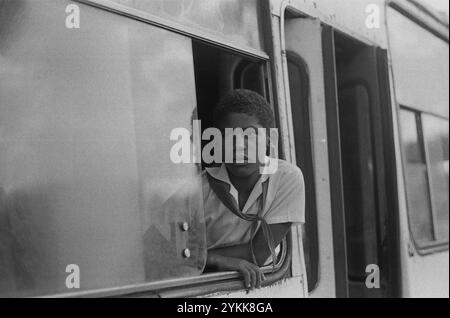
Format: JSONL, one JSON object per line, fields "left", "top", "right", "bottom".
{"left": 206, "top": 251, "right": 244, "bottom": 272}
{"left": 207, "top": 243, "right": 270, "bottom": 267}
{"left": 207, "top": 223, "right": 293, "bottom": 268}
{"left": 208, "top": 244, "right": 253, "bottom": 265}
{"left": 206, "top": 250, "right": 266, "bottom": 290}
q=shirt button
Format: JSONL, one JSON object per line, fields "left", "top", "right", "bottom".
{"left": 181, "top": 222, "right": 190, "bottom": 232}
{"left": 183, "top": 248, "right": 191, "bottom": 259}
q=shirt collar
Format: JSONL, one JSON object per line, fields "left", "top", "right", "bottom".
{"left": 205, "top": 157, "right": 274, "bottom": 213}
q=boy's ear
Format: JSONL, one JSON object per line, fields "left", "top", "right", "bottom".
{"left": 266, "top": 128, "right": 280, "bottom": 157}
{"left": 268, "top": 128, "right": 279, "bottom": 158}
{"left": 261, "top": 128, "right": 279, "bottom": 174}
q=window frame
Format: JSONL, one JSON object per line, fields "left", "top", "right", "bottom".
{"left": 285, "top": 51, "right": 320, "bottom": 292}
{"left": 75, "top": 0, "right": 269, "bottom": 61}
{"left": 234, "top": 61, "right": 268, "bottom": 99}
{"left": 398, "top": 105, "right": 449, "bottom": 255}
{"left": 43, "top": 237, "right": 291, "bottom": 298}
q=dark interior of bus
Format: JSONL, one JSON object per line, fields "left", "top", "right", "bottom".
{"left": 192, "top": 41, "right": 267, "bottom": 164}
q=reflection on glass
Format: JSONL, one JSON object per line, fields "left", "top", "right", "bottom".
{"left": 0, "top": 0, "right": 206, "bottom": 297}
{"left": 422, "top": 115, "right": 449, "bottom": 242}
{"left": 399, "top": 109, "right": 435, "bottom": 245}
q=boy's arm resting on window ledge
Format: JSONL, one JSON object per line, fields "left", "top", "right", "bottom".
{"left": 206, "top": 223, "right": 291, "bottom": 289}
{"left": 206, "top": 222, "right": 292, "bottom": 269}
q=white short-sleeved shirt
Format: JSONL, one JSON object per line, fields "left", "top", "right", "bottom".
{"left": 203, "top": 158, "right": 305, "bottom": 250}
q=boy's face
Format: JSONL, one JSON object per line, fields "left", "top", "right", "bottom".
{"left": 217, "top": 113, "right": 266, "bottom": 178}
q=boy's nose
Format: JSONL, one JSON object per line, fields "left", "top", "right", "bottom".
{"left": 234, "top": 141, "right": 259, "bottom": 163}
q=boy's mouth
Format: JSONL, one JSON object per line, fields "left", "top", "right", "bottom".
{"left": 232, "top": 163, "right": 249, "bottom": 167}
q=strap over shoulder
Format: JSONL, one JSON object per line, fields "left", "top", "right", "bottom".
{"left": 206, "top": 173, "right": 277, "bottom": 269}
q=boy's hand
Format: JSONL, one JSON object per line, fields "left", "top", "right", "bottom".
{"left": 236, "top": 258, "right": 266, "bottom": 290}
{"left": 208, "top": 254, "right": 266, "bottom": 290}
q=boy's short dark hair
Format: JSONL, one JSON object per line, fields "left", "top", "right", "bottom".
{"left": 213, "top": 89, "right": 275, "bottom": 130}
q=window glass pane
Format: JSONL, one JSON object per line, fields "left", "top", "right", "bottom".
{"left": 399, "top": 109, "right": 435, "bottom": 245}
{"left": 287, "top": 56, "right": 319, "bottom": 292}
{"left": 388, "top": 9, "right": 449, "bottom": 118}
{"left": 110, "top": 0, "right": 263, "bottom": 51}
{"left": 0, "top": 0, "right": 205, "bottom": 297}
{"left": 422, "top": 115, "right": 449, "bottom": 242}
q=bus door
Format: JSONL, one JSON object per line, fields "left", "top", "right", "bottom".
{"left": 323, "top": 28, "right": 401, "bottom": 298}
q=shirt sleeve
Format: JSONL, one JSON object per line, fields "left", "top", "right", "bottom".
{"left": 264, "top": 165, "right": 305, "bottom": 225}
